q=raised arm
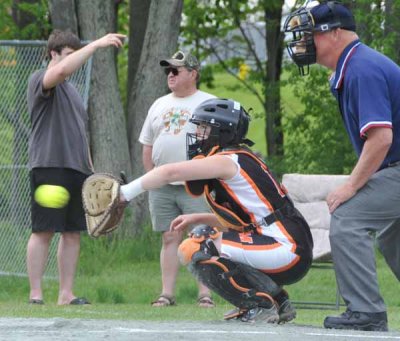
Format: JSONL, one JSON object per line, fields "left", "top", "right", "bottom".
{"left": 43, "top": 33, "right": 126, "bottom": 90}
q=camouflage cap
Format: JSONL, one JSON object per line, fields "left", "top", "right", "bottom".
{"left": 160, "top": 50, "right": 200, "bottom": 69}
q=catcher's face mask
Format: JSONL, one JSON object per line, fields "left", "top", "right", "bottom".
{"left": 186, "top": 98, "right": 254, "bottom": 159}
{"left": 186, "top": 123, "right": 218, "bottom": 160}
{"left": 284, "top": 1, "right": 355, "bottom": 75}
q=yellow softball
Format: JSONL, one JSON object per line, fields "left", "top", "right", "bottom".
{"left": 34, "top": 184, "right": 70, "bottom": 209}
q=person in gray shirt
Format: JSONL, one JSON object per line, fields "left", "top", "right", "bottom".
{"left": 26, "top": 29, "right": 125, "bottom": 305}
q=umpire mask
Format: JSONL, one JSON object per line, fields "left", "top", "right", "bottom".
{"left": 284, "top": 0, "right": 356, "bottom": 75}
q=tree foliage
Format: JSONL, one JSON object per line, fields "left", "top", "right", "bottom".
{"left": 0, "top": 0, "right": 50, "bottom": 39}
{"left": 283, "top": 64, "right": 356, "bottom": 175}
{"left": 181, "top": 0, "right": 285, "bottom": 159}
{"left": 2, "top": 0, "right": 400, "bottom": 231}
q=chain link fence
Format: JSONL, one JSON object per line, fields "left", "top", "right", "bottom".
{"left": 0, "top": 40, "right": 92, "bottom": 278}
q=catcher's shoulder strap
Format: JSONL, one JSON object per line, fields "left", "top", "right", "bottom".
{"left": 186, "top": 148, "right": 292, "bottom": 232}
{"left": 184, "top": 150, "right": 249, "bottom": 232}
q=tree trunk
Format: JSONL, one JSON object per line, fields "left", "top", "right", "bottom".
{"left": 48, "top": 0, "right": 78, "bottom": 34}
{"left": 126, "top": 0, "right": 183, "bottom": 234}
{"left": 77, "top": 0, "right": 133, "bottom": 237}
{"left": 264, "top": 1, "right": 284, "bottom": 158}
{"left": 127, "top": 0, "right": 151, "bottom": 95}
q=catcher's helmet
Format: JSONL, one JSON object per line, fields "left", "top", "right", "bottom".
{"left": 186, "top": 98, "right": 254, "bottom": 159}
{"left": 284, "top": 1, "right": 356, "bottom": 75}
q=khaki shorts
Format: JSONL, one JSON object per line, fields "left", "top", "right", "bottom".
{"left": 148, "top": 184, "right": 210, "bottom": 232}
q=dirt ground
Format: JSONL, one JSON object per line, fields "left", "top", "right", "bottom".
{"left": 1, "top": 318, "right": 400, "bottom": 341}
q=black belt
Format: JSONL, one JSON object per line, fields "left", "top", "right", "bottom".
{"left": 263, "top": 202, "right": 294, "bottom": 226}
{"left": 263, "top": 207, "right": 287, "bottom": 226}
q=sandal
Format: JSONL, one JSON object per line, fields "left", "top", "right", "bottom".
{"left": 29, "top": 299, "right": 44, "bottom": 305}
{"left": 197, "top": 295, "right": 215, "bottom": 308}
{"left": 151, "top": 295, "right": 176, "bottom": 307}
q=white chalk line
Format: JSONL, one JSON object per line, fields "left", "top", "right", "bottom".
{"left": 88, "top": 328, "right": 400, "bottom": 339}
{"left": 3, "top": 326, "right": 400, "bottom": 340}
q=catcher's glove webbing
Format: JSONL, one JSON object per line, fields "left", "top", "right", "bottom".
{"left": 82, "top": 173, "right": 126, "bottom": 237}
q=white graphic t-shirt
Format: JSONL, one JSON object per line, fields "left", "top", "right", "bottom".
{"left": 139, "top": 90, "right": 215, "bottom": 170}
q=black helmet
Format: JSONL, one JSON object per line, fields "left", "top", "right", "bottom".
{"left": 186, "top": 98, "right": 254, "bottom": 159}
{"left": 284, "top": 1, "right": 356, "bottom": 75}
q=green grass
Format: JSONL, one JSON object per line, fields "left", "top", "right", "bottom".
{"left": 0, "top": 234, "right": 399, "bottom": 330}
{"left": 1, "top": 72, "right": 398, "bottom": 329}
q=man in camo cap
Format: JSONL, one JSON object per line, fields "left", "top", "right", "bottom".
{"left": 139, "top": 50, "right": 216, "bottom": 308}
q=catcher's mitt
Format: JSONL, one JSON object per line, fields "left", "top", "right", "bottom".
{"left": 82, "top": 173, "right": 126, "bottom": 238}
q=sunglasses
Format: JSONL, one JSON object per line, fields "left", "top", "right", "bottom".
{"left": 164, "top": 67, "right": 181, "bottom": 76}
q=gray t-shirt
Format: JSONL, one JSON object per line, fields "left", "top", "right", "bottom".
{"left": 27, "top": 69, "right": 92, "bottom": 175}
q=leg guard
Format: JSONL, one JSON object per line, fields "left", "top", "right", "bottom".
{"left": 189, "top": 256, "right": 280, "bottom": 310}
{"left": 180, "top": 227, "right": 281, "bottom": 311}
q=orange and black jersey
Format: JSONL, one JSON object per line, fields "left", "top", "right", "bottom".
{"left": 186, "top": 148, "right": 313, "bottom": 259}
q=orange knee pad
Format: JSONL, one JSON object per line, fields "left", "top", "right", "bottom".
{"left": 178, "top": 225, "right": 220, "bottom": 265}
{"left": 178, "top": 238, "right": 201, "bottom": 265}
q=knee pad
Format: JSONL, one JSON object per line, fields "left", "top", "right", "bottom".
{"left": 178, "top": 238, "right": 202, "bottom": 265}
{"left": 189, "top": 257, "right": 279, "bottom": 309}
{"left": 178, "top": 225, "right": 220, "bottom": 265}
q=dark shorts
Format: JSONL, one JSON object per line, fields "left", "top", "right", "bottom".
{"left": 30, "top": 168, "right": 90, "bottom": 233}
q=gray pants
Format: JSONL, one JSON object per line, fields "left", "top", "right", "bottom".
{"left": 330, "top": 164, "right": 400, "bottom": 313}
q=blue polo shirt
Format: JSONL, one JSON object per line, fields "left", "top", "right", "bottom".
{"left": 330, "top": 40, "right": 400, "bottom": 169}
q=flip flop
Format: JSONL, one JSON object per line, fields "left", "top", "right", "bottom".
{"left": 69, "top": 297, "right": 91, "bottom": 305}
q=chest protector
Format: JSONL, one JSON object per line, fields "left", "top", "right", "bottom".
{"left": 185, "top": 148, "right": 288, "bottom": 232}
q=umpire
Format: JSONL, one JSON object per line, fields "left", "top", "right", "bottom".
{"left": 285, "top": 0, "right": 400, "bottom": 332}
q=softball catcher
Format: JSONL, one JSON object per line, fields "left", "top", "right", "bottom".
{"left": 91, "top": 98, "right": 314, "bottom": 323}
